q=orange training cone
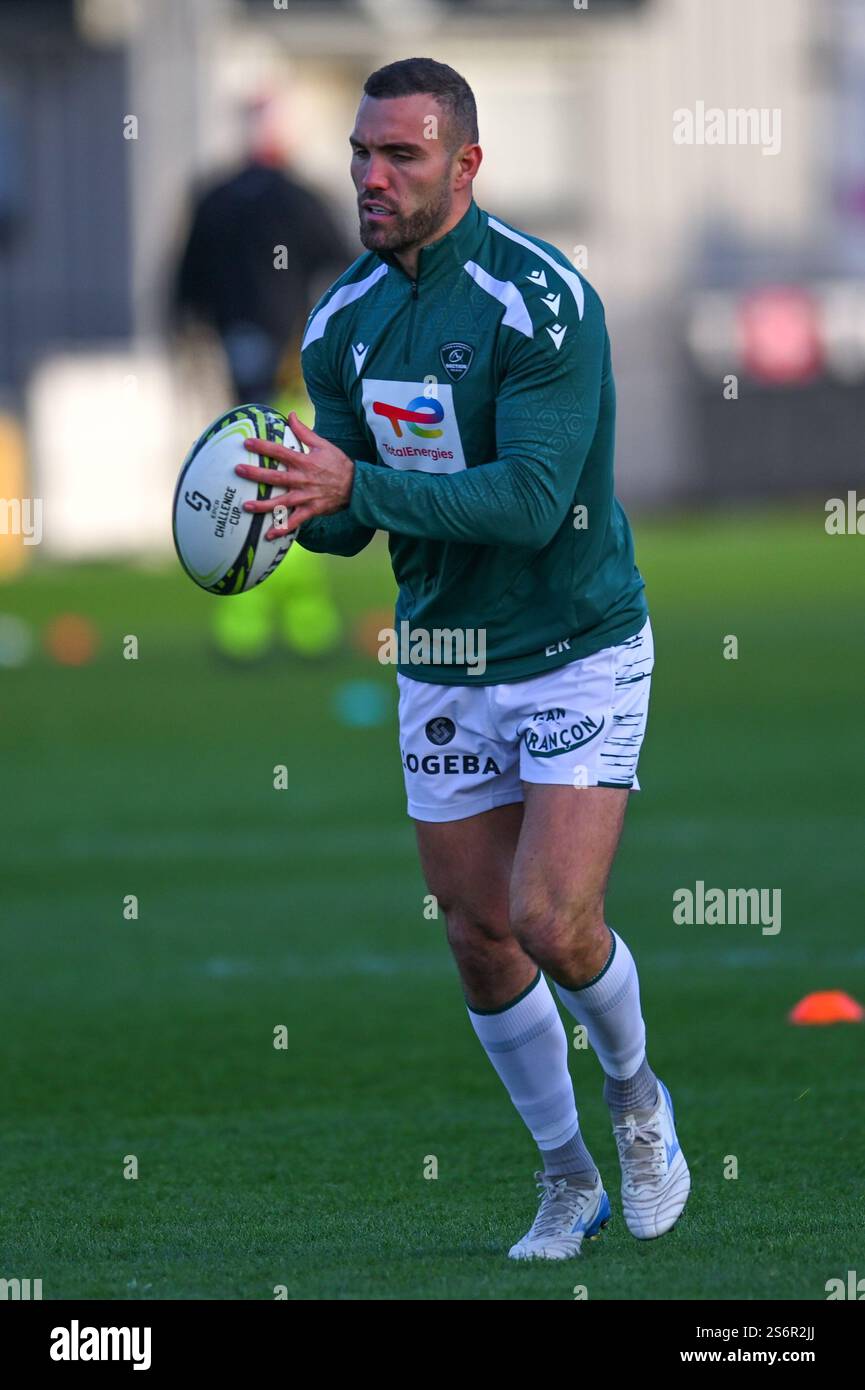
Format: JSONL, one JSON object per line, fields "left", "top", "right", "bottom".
{"left": 789, "top": 991, "right": 864, "bottom": 1025}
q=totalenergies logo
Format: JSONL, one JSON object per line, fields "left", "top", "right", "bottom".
{"left": 373, "top": 395, "right": 444, "bottom": 439}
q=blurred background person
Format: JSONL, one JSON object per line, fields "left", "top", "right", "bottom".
{"left": 173, "top": 91, "right": 352, "bottom": 406}
{"left": 172, "top": 92, "right": 355, "bottom": 664}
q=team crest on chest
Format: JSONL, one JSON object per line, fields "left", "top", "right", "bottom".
{"left": 439, "top": 341, "right": 474, "bottom": 381}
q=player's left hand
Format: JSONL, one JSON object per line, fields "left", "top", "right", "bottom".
{"left": 235, "top": 411, "right": 355, "bottom": 536}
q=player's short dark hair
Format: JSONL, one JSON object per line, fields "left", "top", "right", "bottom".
{"left": 363, "top": 58, "right": 478, "bottom": 151}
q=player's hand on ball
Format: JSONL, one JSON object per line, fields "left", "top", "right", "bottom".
{"left": 235, "top": 411, "right": 355, "bottom": 537}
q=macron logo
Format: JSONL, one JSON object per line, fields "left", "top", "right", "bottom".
{"left": 526, "top": 268, "right": 547, "bottom": 288}
{"left": 50, "top": 1321, "right": 151, "bottom": 1371}
{"left": 546, "top": 323, "right": 567, "bottom": 351}
{"left": 351, "top": 342, "right": 369, "bottom": 375}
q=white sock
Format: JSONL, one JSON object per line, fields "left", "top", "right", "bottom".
{"left": 553, "top": 929, "right": 647, "bottom": 1080}
{"left": 467, "top": 970, "right": 580, "bottom": 1151}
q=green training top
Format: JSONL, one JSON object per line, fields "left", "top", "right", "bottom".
{"left": 296, "top": 197, "right": 647, "bottom": 685}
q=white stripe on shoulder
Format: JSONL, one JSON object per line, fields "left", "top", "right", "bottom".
{"left": 487, "top": 216, "right": 584, "bottom": 320}
{"left": 463, "top": 261, "right": 533, "bottom": 338}
{"left": 301, "top": 263, "right": 389, "bottom": 350}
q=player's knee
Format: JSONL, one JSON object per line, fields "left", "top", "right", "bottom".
{"left": 443, "top": 905, "right": 511, "bottom": 967}
{"left": 509, "top": 891, "right": 606, "bottom": 972}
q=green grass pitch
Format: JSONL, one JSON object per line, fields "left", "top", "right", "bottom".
{"left": 1, "top": 509, "right": 863, "bottom": 1299}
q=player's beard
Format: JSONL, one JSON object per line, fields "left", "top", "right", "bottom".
{"left": 358, "top": 172, "right": 454, "bottom": 257}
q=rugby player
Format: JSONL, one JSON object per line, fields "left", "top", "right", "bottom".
{"left": 235, "top": 57, "right": 690, "bottom": 1260}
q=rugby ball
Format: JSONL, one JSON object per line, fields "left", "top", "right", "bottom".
{"left": 172, "top": 403, "right": 300, "bottom": 595}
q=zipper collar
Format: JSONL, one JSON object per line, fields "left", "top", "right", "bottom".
{"left": 375, "top": 199, "right": 486, "bottom": 290}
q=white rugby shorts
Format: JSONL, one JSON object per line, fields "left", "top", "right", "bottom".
{"left": 396, "top": 618, "right": 654, "bottom": 823}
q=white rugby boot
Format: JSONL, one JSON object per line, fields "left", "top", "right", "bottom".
{"left": 508, "top": 1171, "right": 611, "bottom": 1261}
{"left": 612, "top": 1078, "right": 690, "bottom": 1239}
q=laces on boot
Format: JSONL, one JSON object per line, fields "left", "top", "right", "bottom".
{"left": 612, "top": 1116, "right": 666, "bottom": 1187}
{"left": 528, "top": 1171, "right": 596, "bottom": 1239}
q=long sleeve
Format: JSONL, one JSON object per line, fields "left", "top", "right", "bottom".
{"left": 347, "top": 297, "right": 607, "bottom": 551}
{"left": 296, "top": 339, "right": 377, "bottom": 557}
